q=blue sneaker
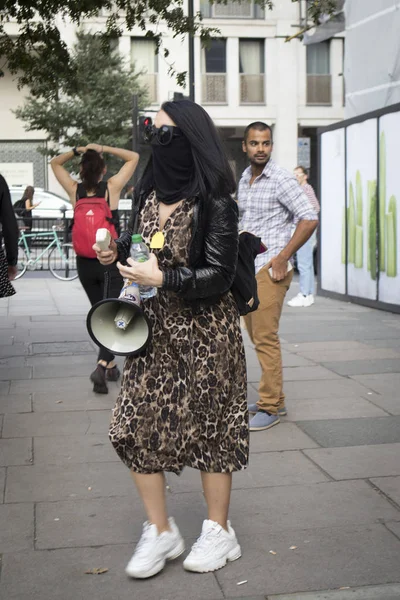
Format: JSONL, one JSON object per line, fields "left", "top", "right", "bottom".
{"left": 278, "top": 406, "right": 287, "bottom": 417}
{"left": 249, "top": 411, "right": 280, "bottom": 431}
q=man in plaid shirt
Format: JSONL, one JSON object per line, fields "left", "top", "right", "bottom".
{"left": 238, "top": 122, "right": 318, "bottom": 431}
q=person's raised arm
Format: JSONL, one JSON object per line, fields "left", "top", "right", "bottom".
{"left": 85, "top": 144, "right": 139, "bottom": 209}
{"left": 50, "top": 148, "right": 85, "bottom": 205}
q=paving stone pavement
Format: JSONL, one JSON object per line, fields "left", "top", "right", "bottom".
{"left": 0, "top": 276, "right": 400, "bottom": 600}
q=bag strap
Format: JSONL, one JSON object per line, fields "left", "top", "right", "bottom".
{"left": 76, "top": 181, "right": 109, "bottom": 205}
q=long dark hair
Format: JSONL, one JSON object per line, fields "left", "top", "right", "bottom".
{"left": 140, "top": 100, "right": 235, "bottom": 201}
{"left": 22, "top": 185, "right": 34, "bottom": 203}
{"left": 163, "top": 100, "right": 235, "bottom": 198}
{"left": 80, "top": 150, "right": 105, "bottom": 191}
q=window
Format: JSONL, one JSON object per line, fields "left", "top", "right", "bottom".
{"left": 306, "top": 41, "right": 331, "bottom": 105}
{"left": 200, "top": 0, "right": 264, "bottom": 19}
{"left": 202, "top": 39, "right": 227, "bottom": 104}
{"left": 131, "top": 38, "right": 158, "bottom": 103}
{"left": 239, "top": 39, "right": 265, "bottom": 104}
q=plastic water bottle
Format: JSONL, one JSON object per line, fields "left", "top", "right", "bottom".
{"left": 130, "top": 234, "right": 157, "bottom": 300}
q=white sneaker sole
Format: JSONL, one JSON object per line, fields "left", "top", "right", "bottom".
{"left": 250, "top": 417, "right": 280, "bottom": 431}
{"left": 183, "top": 543, "right": 242, "bottom": 573}
{"left": 125, "top": 539, "right": 185, "bottom": 579}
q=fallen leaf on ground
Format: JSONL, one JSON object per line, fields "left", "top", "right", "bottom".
{"left": 85, "top": 568, "right": 109, "bottom": 575}
{"left": 289, "top": 546, "right": 297, "bottom": 550}
{"left": 269, "top": 550, "right": 277, "bottom": 555}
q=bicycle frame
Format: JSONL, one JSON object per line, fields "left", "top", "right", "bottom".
{"left": 19, "top": 229, "right": 64, "bottom": 265}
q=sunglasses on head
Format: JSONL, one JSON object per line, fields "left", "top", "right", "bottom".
{"left": 143, "top": 119, "right": 183, "bottom": 146}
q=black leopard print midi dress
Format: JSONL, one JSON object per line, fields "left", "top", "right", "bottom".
{"left": 109, "top": 192, "right": 249, "bottom": 475}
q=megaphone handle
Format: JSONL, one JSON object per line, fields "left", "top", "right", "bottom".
{"left": 103, "top": 270, "right": 111, "bottom": 299}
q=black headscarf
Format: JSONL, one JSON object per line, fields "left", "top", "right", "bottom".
{"left": 151, "top": 133, "right": 195, "bottom": 205}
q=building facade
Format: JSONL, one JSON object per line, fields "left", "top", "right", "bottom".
{"left": 344, "top": 0, "right": 400, "bottom": 119}
{"left": 0, "top": 0, "right": 345, "bottom": 192}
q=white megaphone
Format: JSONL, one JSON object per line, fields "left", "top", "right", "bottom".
{"left": 86, "top": 282, "right": 152, "bottom": 357}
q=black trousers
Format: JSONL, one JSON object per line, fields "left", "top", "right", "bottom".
{"left": 77, "top": 257, "right": 123, "bottom": 363}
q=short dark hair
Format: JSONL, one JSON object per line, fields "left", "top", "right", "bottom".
{"left": 244, "top": 122, "right": 273, "bottom": 143}
{"left": 295, "top": 165, "right": 308, "bottom": 176}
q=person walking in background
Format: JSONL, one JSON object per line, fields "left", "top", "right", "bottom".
{"left": 0, "top": 174, "right": 19, "bottom": 298}
{"left": 13, "top": 186, "right": 41, "bottom": 248}
{"left": 238, "top": 122, "right": 318, "bottom": 431}
{"left": 21, "top": 186, "right": 40, "bottom": 234}
{"left": 287, "top": 166, "right": 320, "bottom": 308}
{"left": 94, "top": 100, "right": 248, "bottom": 579}
{"left": 125, "top": 184, "right": 134, "bottom": 201}
{"left": 51, "top": 144, "right": 138, "bottom": 394}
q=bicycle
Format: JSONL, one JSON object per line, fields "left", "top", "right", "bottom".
{"left": 16, "top": 226, "right": 78, "bottom": 281}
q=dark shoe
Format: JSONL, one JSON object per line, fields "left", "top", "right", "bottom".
{"left": 90, "top": 365, "right": 108, "bottom": 394}
{"left": 106, "top": 365, "right": 120, "bottom": 382}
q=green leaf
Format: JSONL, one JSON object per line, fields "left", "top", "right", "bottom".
{"left": 14, "top": 32, "right": 149, "bottom": 172}
{"left": 1, "top": 0, "right": 339, "bottom": 88}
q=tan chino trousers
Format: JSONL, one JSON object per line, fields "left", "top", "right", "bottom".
{"left": 244, "top": 265, "right": 293, "bottom": 415}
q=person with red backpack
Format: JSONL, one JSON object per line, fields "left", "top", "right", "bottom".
{"left": 51, "top": 144, "right": 138, "bottom": 393}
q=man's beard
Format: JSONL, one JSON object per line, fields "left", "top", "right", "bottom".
{"left": 250, "top": 155, "right": 270, "bottom": 166}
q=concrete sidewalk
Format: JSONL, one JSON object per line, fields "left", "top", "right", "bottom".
{"left": 1, "top": 276, "right": 400, "bottom": 600}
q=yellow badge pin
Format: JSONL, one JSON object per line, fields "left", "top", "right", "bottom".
{"left": 150, "top": 231, "right": 165, "bottom": 249}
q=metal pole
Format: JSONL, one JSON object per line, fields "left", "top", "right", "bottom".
{"left": 188, "top": 0, "right": 195, "bottom": 101}
{"left": 132, "top": 94, "right": 139, "bottom": 185}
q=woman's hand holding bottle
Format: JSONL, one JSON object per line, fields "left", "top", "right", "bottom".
{"left": 117, "top": 253, "right": 163, "bottom": 288}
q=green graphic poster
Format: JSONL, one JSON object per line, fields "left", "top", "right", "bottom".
{"left": 378, "top": 113, "right": 400, "bottom": 304}
{"left": 345, "top": 119, "right": 378, "bottom": 300}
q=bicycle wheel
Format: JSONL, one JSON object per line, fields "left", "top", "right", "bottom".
{"left": 14, "top": 245, "right": 28, "bottom": 280}
{"left": 48, "top": 243, "right": 78, "bottom": 281}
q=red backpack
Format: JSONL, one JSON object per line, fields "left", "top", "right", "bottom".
{"left": 72, "top": 182, "right": 118, "bottom": 258}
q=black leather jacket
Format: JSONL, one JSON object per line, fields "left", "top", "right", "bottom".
{"left": 116, "top": 188, "right": 239, "bottom": 307}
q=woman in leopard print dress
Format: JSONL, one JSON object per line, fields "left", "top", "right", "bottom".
{"left": 94, "top": 100, "right": 248, "bottom": 579}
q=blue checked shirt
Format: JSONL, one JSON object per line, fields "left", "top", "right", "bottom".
{"left": 238, "top": 159, "right": 319, "bottom": 273}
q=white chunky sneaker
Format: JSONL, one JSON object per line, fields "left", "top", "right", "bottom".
{"left": 287, "top": 293, "right": 308, "bottom": 307}
{"left": 125, "top": 517, "right": 185, "bottom": 579}
{"left": 183, "top": 519, "right": 241, "bottom": 573}
{"left": 306, "top": 294, "right": 315, "bottom": 306}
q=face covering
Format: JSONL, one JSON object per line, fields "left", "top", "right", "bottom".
{"left": 151, "top": 132, "right": 195, "bottom": 205}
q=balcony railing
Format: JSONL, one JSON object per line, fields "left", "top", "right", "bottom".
{"left": 240, "top": 74, "right": 265, "bottom": 104}
{"left": 200, "top": 0, "right": 264, "bottom": 19}
{"left": 139, "top": 73, "right": 158, "bottom": 104}
{"left": 306, "top": 74, "right": 332, "bottom": 105}
{"left": 202, "top": 74, "right": 227, "bottom": 104}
